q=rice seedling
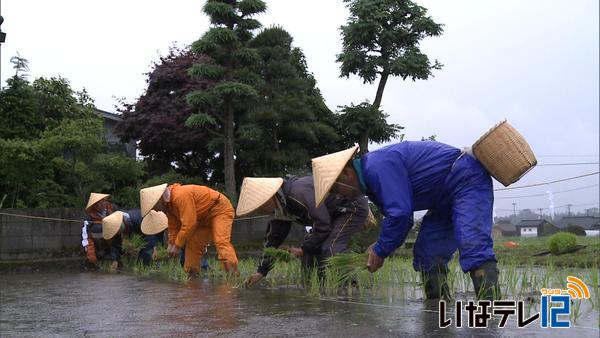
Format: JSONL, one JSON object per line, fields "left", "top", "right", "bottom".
{"left": 571, "top": 298, "right": 583, "bottom": 324}
{"left": 263, "top": 247, "right": 295, "bottom": 263}
{"left": 159, "top": 258, "right": 190, "bottom": 282}
{"left": 92, "top": 237, "right": 599, "bottom": 322}
{"left": 123, "top": 233, "right": 146, "bottom": 257}
{"left": 154, "top": 243, "right": 170, "bottom": 261}
{"left": 307, "top": 269, "right": 321, "bottom": 297}
{"left": 324, "top": 252, "right": 368, "bottom": 286}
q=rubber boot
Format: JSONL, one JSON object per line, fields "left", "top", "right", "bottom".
{"left": 470, "top": 261, "right": 501, "bottom": 300}
{"left": 421, "top": 266, "right": 451, "bottom": 300}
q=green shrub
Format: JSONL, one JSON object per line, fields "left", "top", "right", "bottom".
{"left": 549, "top": 232, "right": 578, "bottom": 255}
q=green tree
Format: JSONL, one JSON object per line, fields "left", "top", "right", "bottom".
{"left": 92, "top": 153, "right": 145, "bottom": 193}
{"left": 38, "top": 116, "right": 107, "bottom": 206}
{"left": 33, "top": 77, "right": 93, "bottom": 130}
{"left": 0, "top": 68, "right": 146, "bottom": 208}
{"left": 0, "top": 75, "right": 94, "bottom": 140}
{"left": 9, "top": 53, "right": 29, "bottom": 78}
{"left": 186, "top": 0, "right": 266, "bottom": 198}
{"left": 0, "top": 76, "right": 42, "bottom": 139}
{"left": 337, "top": 0, "right": 443, "bottom": 153}
{"left": 40, "top": 116, "right": 105, "bottom": 164}
{"left": 0, "top": 138, "right": 46, "bottom": 207}
{"left": 238, "top": 26, "right": 341, "bottom": 176}
{"left": 337, "top": 101, "right": 404, "bottom": 153}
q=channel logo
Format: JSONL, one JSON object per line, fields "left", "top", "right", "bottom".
{"left": 439, "top": 275, "right": 592, "bottom": 329}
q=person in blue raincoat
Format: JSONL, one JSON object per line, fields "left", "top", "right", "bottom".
{"left": 311, "top": 141, "right": 501, "bottom": 300}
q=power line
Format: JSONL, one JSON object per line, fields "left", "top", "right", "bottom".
{"left": 537, "top": 155, "right": 599, "bottom": 158}
{"left": 493, "top": 171, "right": 599, "bottom": 191}
{"left": 495, "top": 202, "right": 600, "bottom": 213}
{"left": 495, "top": 184, "right": 599, "bottom": 199}
{"left": 536, "top": 162, "right": 599, "bottom": 167}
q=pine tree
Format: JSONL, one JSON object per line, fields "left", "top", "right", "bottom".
{"left": 186, "top": 0, "right": 267, "bottom": 198}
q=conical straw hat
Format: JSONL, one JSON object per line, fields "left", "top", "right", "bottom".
{"left": 141, "top": 210, "right": 168, "bottom": 235}
{"left": 102, "top": 211, "right": 123, "bottom": 240}
{"left": 86, "top": 193, "right": 110, "bottom": 212}
{"left": 236, "top": 177, "right": 284, "bottom": 216}
{"left": 140, "top": 183, "right": 168, "bottom": 217}
{"left": 312, "top": 146, "right": 359, "bottom": 207}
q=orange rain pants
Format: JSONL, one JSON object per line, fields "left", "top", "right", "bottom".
{"left": 166, "top": 184, "right": 238, "bottom": 273}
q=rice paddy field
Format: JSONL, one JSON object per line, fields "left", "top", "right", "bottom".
{"left": 99, "top": 235, "right": 599, "bottom": 331}
{"left": 2, "top": 235, "right": 598, "bottom": 336}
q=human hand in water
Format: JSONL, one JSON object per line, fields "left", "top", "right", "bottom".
{"left": 244, "top": 272, "right": 264, "bottom": 288}
{"left": 167, "top": 244, "right": 180, "bottom": 257}
{"left": 287, "top": 247, "right": 303, "bottom": 258}
{"left": 366, "top": 243, "right": 385, "bottom": 273}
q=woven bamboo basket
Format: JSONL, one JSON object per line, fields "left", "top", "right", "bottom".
{"left": 472, "top": 120, "right": 537, "bottom": 186}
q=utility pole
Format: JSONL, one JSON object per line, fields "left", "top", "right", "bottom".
{"left": 0, "top": 14, "right": 6, "bottom": 83}
{"left": 538, "top": 208, "right": 543, "bottom": 220}
{"left": 512, "top": 202, "right": 517, "bottom": 224}
{"left": 567, "top": 204, "right": 572, "bottom": 217}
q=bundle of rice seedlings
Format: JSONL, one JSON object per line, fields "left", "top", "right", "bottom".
{"left": 159, "top": 259, "right": 190, "bottom": 282}
{"left": 154, "top": 243, "right": 170, "bottom": 261}
{"left": 263, "top": 247, "right": 294, "bottom": 263}
{"left": 123, "top": 233, "right": 146, "bottom": 257}
{"left": 325, "top": 252, "right": 368, "bottom": 285}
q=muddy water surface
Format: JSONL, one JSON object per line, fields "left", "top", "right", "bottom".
{"left": 1, "top": 271, "right": 598, "bottom": 337}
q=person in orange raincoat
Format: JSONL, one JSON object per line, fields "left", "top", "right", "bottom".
{"left": 140, "top": 183, "right": 238, "bottom": 274}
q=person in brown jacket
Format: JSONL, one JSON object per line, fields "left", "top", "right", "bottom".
{"left": 140, "top": 183, "right": 238, "bottom": 274}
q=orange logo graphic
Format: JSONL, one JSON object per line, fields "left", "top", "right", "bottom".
{"left": 566, "top": 276, "right": 590, "bottom": 299}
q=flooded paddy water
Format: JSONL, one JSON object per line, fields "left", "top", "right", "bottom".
{"left": 1, "top": 258, "right": 598, "bottom": 337}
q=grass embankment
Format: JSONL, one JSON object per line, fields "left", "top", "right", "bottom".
{"left": 391, "top": 236, "right": 600, "bottom": 268}
{"left": 492, "top": 236, "right": 600, "bottom": 268}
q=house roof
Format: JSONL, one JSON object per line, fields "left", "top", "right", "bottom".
{"left": 556, "top": 216, "right": 600, "bottom": 230}
{"left": 94, "top": 108, "right": 122, "bottom": 121}
{"left": 494, "top": 222, "right": 516, "bottom": 232}
{"left": 516, "top": 219, "right": 545, "bottom": 228}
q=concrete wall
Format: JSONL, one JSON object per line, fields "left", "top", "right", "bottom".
{"left": 0, "top": 209, "right": 304, "bottom": 261}
{"left": 0, "top": 209, "right": 84, "bottom": 260}
{"left": 231, "top": 216, "right": 305, "bottom": 247}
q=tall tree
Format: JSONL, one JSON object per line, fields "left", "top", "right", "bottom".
{"left": 0, "top": 75, "right": 94, "bottom": 140}
{"left": 337, "top": 101, "right": 404, "bottom": 151}
{"left": 0, "top": 76, "right": 42, "bottom": 139}
{"left": 238, "top": 26, "right": 341, "bottom": 176}
{"left": 337, "top": 0, "right": 443, "bottom": 153}
{"left": 186, "top": 0, "right": 266, "bottom": 198}
{"left": 9, "top": 53, "right": 29, "bottom": 78}
{"left": 0, "top": 71, "right": 144, "bottom": 208}
{"left": 118, "top": 47, "right": 218, "bottom": 180}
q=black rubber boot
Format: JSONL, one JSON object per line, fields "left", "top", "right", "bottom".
{"left": 421, "top": 266, "right": 451, "bottom": 300}
{"left": 470, "top": 261, "right": 501, "bottom": 300}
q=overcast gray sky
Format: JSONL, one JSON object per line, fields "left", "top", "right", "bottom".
{"left": 1, "top": 0, "right": 598, "bottom": 217}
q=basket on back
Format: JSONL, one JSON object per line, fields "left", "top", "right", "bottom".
{"left": 472, "top": 120, "right": 537, "bottom": 187}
